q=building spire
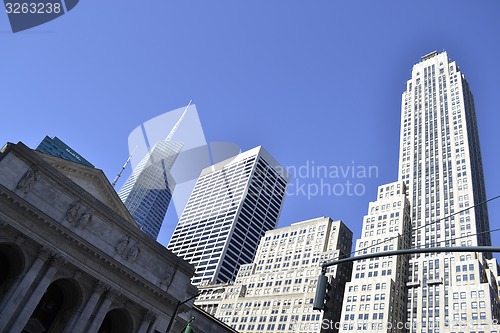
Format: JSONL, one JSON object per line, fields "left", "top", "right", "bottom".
{"left": 165, "top": 100, "right": 192, "bottom": 142}
{"left": 112, "top": 146, "right": 137, "bottom": 187}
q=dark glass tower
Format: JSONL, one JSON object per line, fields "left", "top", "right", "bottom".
{"left": 36, "top": 136, "right": 94, "bottom": 168}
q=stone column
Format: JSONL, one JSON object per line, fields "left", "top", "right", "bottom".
{"left": 146, "top": 319, "right": 159, "bottom": 333}
{"left": 137, "top": 310, "right": 156, "bottom": 333}
{"left": 86, "top": 288, "right": 119, "bottom": 333}
{"left": 8, "top": 255, "right": 66, "bottom": 333}
{"left": 66, "top": 281, "right": 108, "bottom": 333}
{"left": 0, "top": 248, "right": 52, "bottom": 331}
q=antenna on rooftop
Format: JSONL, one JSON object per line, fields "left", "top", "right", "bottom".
{"left": 112, "top": 145, "right": 137, "bottom": 187}
{"left": 165, "top": 100, "right": 192, "bottom": 141}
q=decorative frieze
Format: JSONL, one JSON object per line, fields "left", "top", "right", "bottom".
{"left": 16, "top": 168, "right": 38, "bottom": 193}
{"left": 75, "top": 209, "right": 93, "bottom": 229}
{"left": 115, "top": 236, "right": 141, "bottom": 262}
{"left": 126, "top": 243, "right": 140, "bottom": 262}
{"left": 65, "top": 200, "right": 82, "bottom": 224}
{"left": 160, "top": 266, "right": 176, "bottom": 290}
{"left": 64, "top": 200, "right": 93, "bottom": 229}
{"left": 115, "top": 236, "right": 130, "bottom": 256}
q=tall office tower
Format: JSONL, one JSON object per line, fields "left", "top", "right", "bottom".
{"left": 339, "top": 181, "right": 411, "bottom": 333}
{"left": 36, "top": 136, "right": 94, "bottom": 167}
{"left": 118, "top": 108, "right": 187, "bottom": 239}
{"left": 208, "top": 217, "right": 352, "bottom": 333}
{"left": 399, "top": 51, "right": 500, "bottom": 332}
{"left": 168, "top": 146, "right": 289, "bottom": 285}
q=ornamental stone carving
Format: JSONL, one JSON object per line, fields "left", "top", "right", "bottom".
{"left": 15, "top": 235, "right": 26, "bottom": 245}
{"left": 75, "top": 209, "right": 93, "bottom": 229}
{"left": 64, "top": 201, "right": 93, "bottom": 229}
{"left": 39, "top": 246, "right": 55, "bottom": 261}
{"left": 160, "top": 266, "right": 176, "bottom": 289}
{"left": 16, "top": 168, "right": 38, "bottom": 193}
{"left": 65, "top": 200, "right": 82, "bottom": 224}
{"left": 95, "top": 281, "right": 109, "bottom": 293}
{"left": 126, "top": 243, "right": 140, "bottom": 262}
{"left": 73, "top": 270, "right": 83, "bottom": 281}
{"left": 106, "top": 288, "right": 120, "bottom": 300}
{"left": 144, "top": 310, "right": 157, "bottom": 322}
{"left": 50, "top": 255, "right": 67, "bottom": 269}
{"left": 115, "top": 236, "right": 130, "bottom": 256}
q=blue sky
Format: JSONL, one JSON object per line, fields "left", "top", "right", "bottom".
{"left": 1, "top": 1, "right": 500, "bottom": 257}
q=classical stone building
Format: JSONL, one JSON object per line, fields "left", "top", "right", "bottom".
{"left": 0, "top": 142, "right": 236, "bottom": 333}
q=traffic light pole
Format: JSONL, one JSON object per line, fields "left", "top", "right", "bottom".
{"left": 313, "top": 246, "right": 500, "bottom": 310}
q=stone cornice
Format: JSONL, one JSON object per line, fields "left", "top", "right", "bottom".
{"left": 0, "top": 143, "right": 200, "bottom": 309}
{"left": 0, "top": 142, "right": 193, "bottom": 274}
{"left": 0, "top": 187, "right": 185, "bottom": 309}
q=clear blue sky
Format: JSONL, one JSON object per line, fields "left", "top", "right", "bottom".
{"left": 2, "top": 1, "right": 500, "bottom": 257}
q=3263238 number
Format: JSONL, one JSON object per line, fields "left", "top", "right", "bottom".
{"left": 5, "top": 2, "right": 62, "bottom": 14}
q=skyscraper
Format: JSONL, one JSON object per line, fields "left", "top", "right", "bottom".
{"left": 205, "top": 217, "right": 353, "bottom": 333}
{"left": 339, "top": 181, "right": 411, "bottom": 332}
{"left": 117, "top": 106, "right": 188, "bottom": 239}
{"left": 167, "top": 146, "right": 289, "bottom": 285}
{"left": 36, "top": 136, "right": 94, "bottom": 167}
{"left": 399, "top": 51, "right": 500, "bottom": 332}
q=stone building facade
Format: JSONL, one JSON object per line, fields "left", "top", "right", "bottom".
{"left": 196, "top": 217, "right": 353, "bottom": 333}
{"left": 339, "top": 181, "right": 411, "bottom": 332}
{"left": 0, "top": 142, "right": 236, "bottom": 333}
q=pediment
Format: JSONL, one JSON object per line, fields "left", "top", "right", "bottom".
{"left": 35, "top": 151, "right": 138, "bottom": 227}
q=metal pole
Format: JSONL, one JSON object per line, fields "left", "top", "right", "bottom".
{"left": 165, "top": 293, "right": 200, "bottom": 333}
{"left": 313, "top": 246, "right": 500, "bottom": 311}
{"left": 320, "top": 246, "right": 500, "bottom": 268}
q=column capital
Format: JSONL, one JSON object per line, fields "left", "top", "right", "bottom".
{"left": 50, "top": 255, "right": 67, "bottom": 269}
{"left": 15, "top": 234, "right": 27, "bottom": 245}
{"left": 95, "top": 281, "right": 109, "bottom": 293}
{"left": 39, "top": 246, "right": 54, "bottom": 262}
{"left": 106, "top": 288, "right": 120, "bottom": 300}
{"left": 143, "top": 309, "right": 157, "bottom": 322}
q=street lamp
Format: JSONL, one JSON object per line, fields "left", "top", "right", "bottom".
{"left": 180, "top": 317, "right": 195, "bottom": 333}
{"left": 165, "top": 287, "right": 225, "bottom": 333}
{"left": 165, "top": 292, "right": 200, "bottom": 333}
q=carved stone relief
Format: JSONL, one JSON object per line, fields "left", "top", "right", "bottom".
{"left": 16, "top": 168, "right": 38, "bottom": 193}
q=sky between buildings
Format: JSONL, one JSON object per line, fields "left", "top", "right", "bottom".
{"left": 1, "top": 1, "right": 500, "bottom": 258}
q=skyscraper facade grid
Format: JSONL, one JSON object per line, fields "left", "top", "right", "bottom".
{"left": 167, "top": 146, "right": 289, "bottom": 285}
{"left": 399, "top": 51, "right": 500, "bottom": 332}
{"left": 118, "top": 140, "right": 183, "bottom": 239}
{"left": 339, "top": 181, "right": 411, "bottom": 333}
{"left": 209, "top": 217, "right": 353, "bottom": 333}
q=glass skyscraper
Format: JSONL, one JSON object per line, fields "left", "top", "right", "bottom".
{"left": 36, "top": 136, "right": 94, "bottom": 168}
{"left": 118, "top": 140, "right": 183, "bottom": 239}
{"left": 117, "top": 106, "right": 191, "bottom": 239}
{"left": 399, "top": 51, "right": 499, "bottom": 332}
{"left": 167, "top": 146, "right": 289, "bottom": 285}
